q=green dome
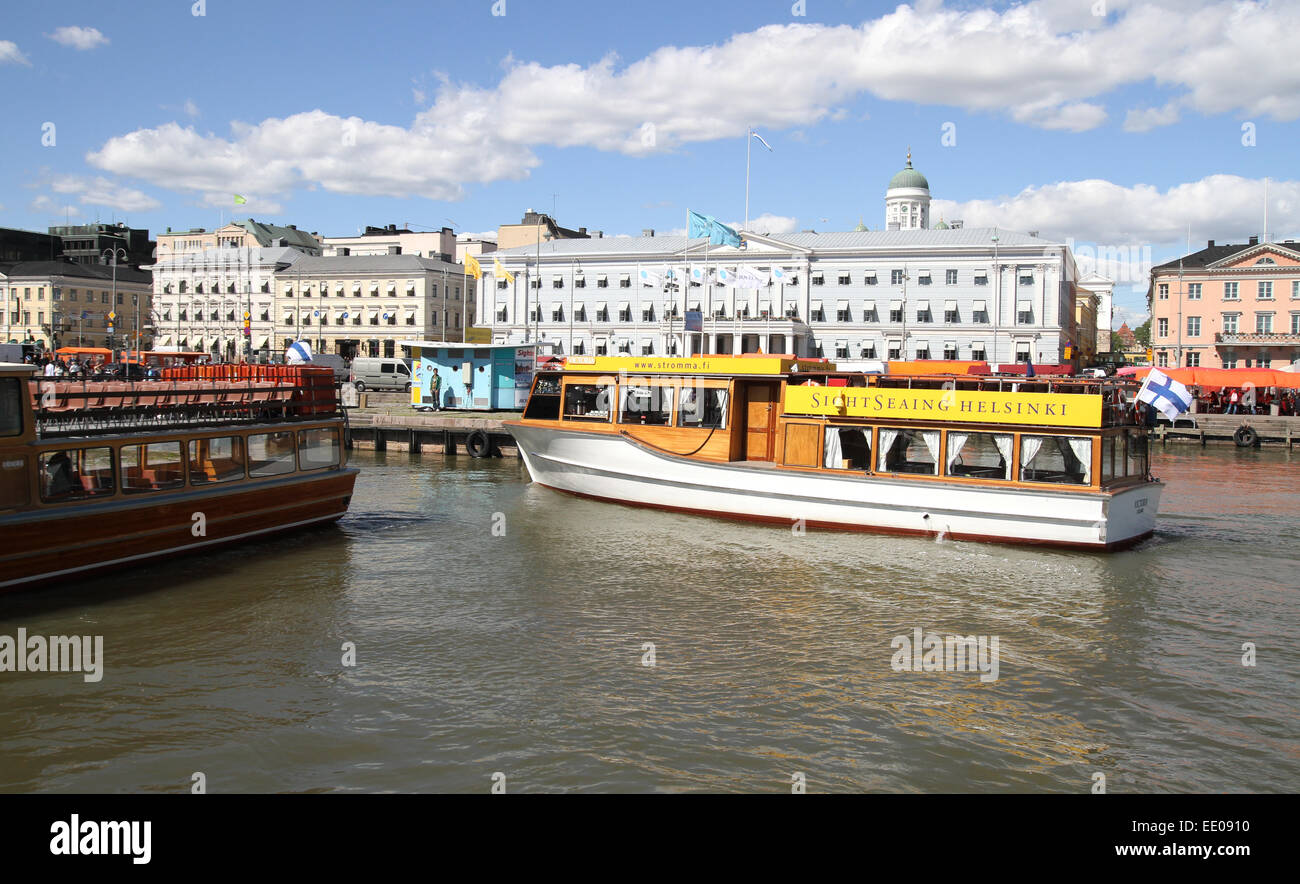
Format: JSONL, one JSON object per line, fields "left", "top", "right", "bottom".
{"left": 934, "top": 219, "right": 949, "bottom": 230}
{"left": 888, "top": 150, "right": 929, "bottom": 190}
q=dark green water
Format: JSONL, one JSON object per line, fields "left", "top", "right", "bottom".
{"left": 1, "top": 446, "right": 1296, "bottom": 792}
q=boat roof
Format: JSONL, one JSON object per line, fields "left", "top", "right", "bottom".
{"left": 1, "top": 362, "right": 37, "bottom": 375}
{"left": 560, "top": 355, "right": 830, "bottom": 376}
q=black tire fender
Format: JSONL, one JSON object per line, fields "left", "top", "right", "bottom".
{"left": 465, "top": 428, "right": 491, "bottom": 458}
{"left": 1233, "top": 425, "right": 1258, "bottom": 448}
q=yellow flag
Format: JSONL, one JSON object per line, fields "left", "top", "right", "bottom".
{"left": 464, "top": 252, "right": 482, "bottom": 280}
{"left": 494, "top": 258, "right": 515, "bottom": 285}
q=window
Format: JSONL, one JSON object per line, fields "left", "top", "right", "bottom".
{"left": 597, "top": 276, "right": 609, "bottom": 288}
{"left": 1256, "top": 313, "right": 1273, "bottom": 334}
{"left": 943, "top": 343, "right": 958, "bottom": 360}
{"left": 1125, "top": 430, "right": 1148, "bottom": 478}
{"left": 1157, "top": 318, "right": 1169, "bottom": 337}
{"left": 553, "top": 278, "right": 563, "bottom": 289}
{"left": 1019, "top": 272, "right": 1034, "bottom": 286}
{"left": 1221, "top": 314, "right": 1238, "bottom": 334}
{"left": 1185, "top": 351, "right": 1200, "bottom": 367}
{"left": 946, "top": 432, "right": 1012, "bottom": 480}
{"left": 823, "top": 426, "right": 870, "bottom": 470}
{"left": 1292, "top": 314, "right": 1300, "bottom": 335}
{"left": 944, "top": 307, "right": 959, "bottom": 323}
{"left": 834, "top": 342, "right": 849, "bottom": 358}
{"left": 188, "top": 436, "right": 245, "bottom": 484}
{"left": 677, "top": 385, "right": 728, "bottom": 429}
{"left": 877, "top": 429, "right": 940, "bottom": 475}
{"left": 970, "top": 343, "right": 986, "bottom": 361}
{"left": 915, "top": 305, "right": 932, "bottom": 323}
{"left": 891, "top": 270, "right": 904, "bottom": 285}
{"left": 574, "top": 305, "right": 586, "bottom": 321}
{"left": 917, "top": 272, "right": 931, "bottom": 286}
{"left": 860, "top": 343, "right": 877, "bottom": 359}
{"left": 785, "top": 304, "right": 799, "bottom": 319}
{"left": 1224, "top": 282, "right": 1239, "bottom": 300}
{"left": 641, "top": 305, "right": 654, "bottom": 322}
{"left": 497, "top": 280, "right": 509, "bottom": 290}
{"left": 888, "top": 305, "right": 903, "bottom": 323}
{"left": 619, "top": 276, "right": 632, "bottom": 289}
{"left": 248, "top": 432, "right": 296, "bottom": 477}
{"left": 914, "top": 344, "right": 931, "bottom": 360}
{"left": 563, "top": 383, "right": 613, "bottom": 422}
{"left": 595, "top": 339, "right": 608, "bottom": 355}
{"left": 619, "top": 305, "right": 632, "bottom": 322}
{"left": 974, "top": 273, "right": 988, "bottom": 286}
{"left": 298, "top": 428, "right": 340, "bottom": 470}
{"left": 1017, "top": 303, "right": 1033, "bottom": 324}
{"left": 837, "top": 272, "right": 851, "bottom": 286}
{"left": 179, "top": 309, "right": 188, "bottom": 321}
{"left": 864, "top": 272, "right": 877, "bottom": 286}
{"left": 972, "top": 305, "right": 988, "bottom": 323}
{"left": 619, "top": 384, "right": 674, "bottom": 425}
{"left": 1015, "top": 342, "right": 1032, "bottom": 361}
{"left": 120, "top": 442, "right": 186, "bottom": 493}
{"left": 497, "top": 306, "right": 508, "bottom": 322}
{"left": 863, "top": 305, "right": 878, "bottom": 322}
{"left": 575, "top": 276, "right": 586, "bottom": 289}
{"left": 1186, "top": 316, "right": 1200, "bottom": 337}
{"left": 887, "top": 341, "right": 902, "bottom": 360}
{"left": 1292, "top": 280, "right": 1300, "bottom": 299}
{"left": 40, "top": 447, "right": 115, "bottom": 501}
{"left": 1020, "top": 435, "right": 1091, "bottom": 485}
{"left": 810, "top": 304, "right": 826, "bottom": 322}
{"left": 0, "top": 379, "right": 23, "bottom": 436}
{"left": 1158, "top": 283, "right": 1168, "bottom": 299}
{"left": 1259, "top": 281, "right": 1273, "bottom": 300}
{"left": 946, "top": 270, "right": 958, "bottom": 285}
{"left": 551, "top": 306, "right": 564, "bottom": 322}
{"left": 812, "top": 273, "right": 825, "bottom": 287}
{"left": 529, "top": 278, "right": 541, "bottom": 290}
{"left": 1187, "top": 283, "right": 1202, "bottom": 300}
{"left": 596, "top": 304, "right": 610, "bottom": 322}
{"left": 836, "top": 304, "right": 851, "bottom": 322}
{"left": 1157, "top": 351, "right": 1168, "bottom": 367}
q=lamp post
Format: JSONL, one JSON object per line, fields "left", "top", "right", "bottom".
{"left": 102, "top": 247, "right": 129, "bottom": 363}
{"left": 991, "top": 232, "right": 1000, "bottom": 363}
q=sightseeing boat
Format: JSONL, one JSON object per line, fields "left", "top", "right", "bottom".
{"left": 506, "top": 355, "right": 1162, "bottom": 550}
{"left": 0, "top": 362, "right": 358, "bottom": 592}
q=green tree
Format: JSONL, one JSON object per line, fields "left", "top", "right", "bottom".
{"left": 1110, "top": 331, "right": 1124, "bottom": 352}
{"left": 1133, "top": 319, "right": 1151, "bottom": 347}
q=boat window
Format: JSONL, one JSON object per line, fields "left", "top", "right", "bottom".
{"left": 562, "top": 383, "right": 613, "bottom": 422}
{"left": 39, "top": 447, "right": 115, "bottom": 502}
{"left": 946, "top": 432, "right": 1012, "bottom": 480}
{"left": 0, "top": 378, "right": 22, "bottom": 436}
{"left": 1125, "top": 430, "right": 1148, "bottom": 479}
{"left": 823, "top": 426, "right": 871, "bottom": 470}
{"left": 619, "top": 384, "right": 674, "bottom": 426}
{"left": 189, "top": 436, "right": 246, "bottom": 484}
{"left": 1100, "top": 435, "right": 1118, "bottom": 483}
{"left": 1020, "top": 435, "right": 1092, "bottom": 485}
{"left": 248, "top": 431, "right": 297, "bottom": 477}
{"left": 298, "top": 428, "right": 340, "bottom": 470}
{"left": 678, "top": 385, "right": 728, "bottom": 429}
{"left": 120, "top": 442, "right": 187, "bottom": 493}
{"left": 877, "top": 428, "right": 940, "bottom": 475}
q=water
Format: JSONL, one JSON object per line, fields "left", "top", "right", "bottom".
{"left": 1, "top": 446, "right": 1297, "bottom": 793}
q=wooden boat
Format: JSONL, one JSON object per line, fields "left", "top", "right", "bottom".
{"left": 506, "top": 355, "right": 1162, "bottom": 550}
{"left": 0, "top": 362, "right": 358, "bottom": 592}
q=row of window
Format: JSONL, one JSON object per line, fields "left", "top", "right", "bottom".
{"left": 163, "top": 281, "right": 460, "bottom": 298}
{"left": 1157, "top": 280, "right": 1300, "bottom": 300}
{"left": 496, "top": 305, "right": 1029, "bottom": 324}
{"left": 1158, "top": 313, "right": 1300, "bottom": 337}
{"left": 37, "top": 429, "right": 340, "bottom": 504}
{"left": 4, "top": 288, "right": 133, "bottom": 304}
{"left": 1158, "top": 350, "right": 1300, "bottom": 368}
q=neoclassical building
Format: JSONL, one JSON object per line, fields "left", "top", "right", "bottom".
{"left": 475, "top": 158, "right": 1084, "bottom": 366}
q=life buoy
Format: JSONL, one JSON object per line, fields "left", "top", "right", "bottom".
{"left": 465, "top": 428, "right": 491, "bottom": 458}
{"left": 1233, "top": 426, "right": 1258, "bottom": 448}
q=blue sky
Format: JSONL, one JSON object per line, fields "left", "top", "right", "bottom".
{"left": 2, "top": 0, "right": 1297, "bottom": 327}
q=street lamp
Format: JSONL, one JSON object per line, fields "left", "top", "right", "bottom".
{"left": 991, "top": 232, "right": 1000, "bottom": 363}
{"left": 102, "top": 248, "right": 130, "bottom": 364}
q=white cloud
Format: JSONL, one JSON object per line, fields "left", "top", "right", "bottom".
{"left": 0, "top": 40, "right": 30, "bottom": 65}
{"left": 29, "top": 195, "right": 82, "bottom": 218}
{"left": 730, "top": 213, "right": 800, "bottom": 235}
{"left": 87, "top": 2, "right": 1300, "bottom": 204}
{"left": 1123, "top": 100, "right": 1182, "bottom": 132}
{"left": 183, "top": 99, "right": 200, "bottom": 118}
{"left": 47, "top": 175, "right": 162, "bottom": 212}
{"left": 199, "top": 191, "right": 283, "bottom": 215}
{"left": 48, "top": 26, "right": 108, "bottom": 51}
{"left": 932, "top": 175, "right": 1300, "bottom": 246}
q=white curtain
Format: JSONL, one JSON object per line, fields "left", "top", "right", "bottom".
{"left": 823, "top": 427, "right": 843, "bottom": 468}
{"left": 1068, "top": 438, "right": 1093, "bottom": 485}
{"left": 946, "top": 432, "right": 969, "bottom": 472}
{"left": 994, "top": 434, "right": 1014, "bottom": 480}
{"left": 921, "top": 431, "right": 940, "bottom": 473}
{"left": 714, "top": 390, "right": 728, "bottom": 428}
{"left": 877, "top": 429, "right": 899, "bottom": 471}
{"left": 1020, "top": 436, "right": 1043, "bottom": 480}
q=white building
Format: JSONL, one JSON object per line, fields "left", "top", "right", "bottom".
{"left": 321, "top": 225, "right": 455, "bottom": 260}
{"left": 147, "top": 246, "right": 305, "bottom": 361}
{"left": 885, "top": 151, "right": 932, "bottom": 231}
{"left": 1077, "top": 272, "right": 1115, "bottom": 348}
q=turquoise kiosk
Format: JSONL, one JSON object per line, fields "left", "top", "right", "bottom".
{"left": 402, "top": 341, "right": 541, "bottom": 411}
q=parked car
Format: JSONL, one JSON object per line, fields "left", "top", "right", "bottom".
{"left": 349, "top": 357, "right": 412, "bottom": 392}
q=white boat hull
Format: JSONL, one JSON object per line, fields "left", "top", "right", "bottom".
{"left": 507, "top": 424, "right": 1162, "bottom": 550}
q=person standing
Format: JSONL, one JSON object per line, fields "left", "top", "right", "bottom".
{"left": 430, "top": 368, "right": 443, "bottom": 411}
{"left": 1227, "top": 388, "right": 1240, "bottom": 415}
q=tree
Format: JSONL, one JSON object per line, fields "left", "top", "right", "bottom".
{"left": 1110, "top": 331, "right": 1125, "bottom": 352}
{"left": 1133, "top": 319, "right": 1151, "bottom": 347}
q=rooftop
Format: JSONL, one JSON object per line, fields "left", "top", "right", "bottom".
{"left": 279, "top": 254, "right": 464, "bottom": 274}
{"left": 0, "top": 261, "right": 152, "bottom": 284}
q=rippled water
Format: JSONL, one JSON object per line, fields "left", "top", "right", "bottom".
{"left": 1, "top": 445, "right": 1297, "bottom": 793}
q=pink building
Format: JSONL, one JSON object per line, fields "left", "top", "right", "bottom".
{"left": 1147, "top": 237, "right": 1300, "bottom": 369}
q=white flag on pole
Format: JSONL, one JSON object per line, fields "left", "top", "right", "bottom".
{"left": 1136, "top": 368, "right": 1193, "bottom": 420}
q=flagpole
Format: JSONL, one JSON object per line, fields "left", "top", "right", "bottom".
{"left": 744, "top": 127, "right": 751, "bottom": 232}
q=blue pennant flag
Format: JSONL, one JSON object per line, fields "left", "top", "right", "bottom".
{"left": 687, "top": 210, "right": 742, "bottom": 248}
{"left": 687, "top": 210, "right": 712, "bottom": 240}
{"left": 709, "top": 217, "right": 741, "bottom": 248}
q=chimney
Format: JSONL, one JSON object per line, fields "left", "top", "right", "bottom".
{"left": 287, "top": 224, "right": 297, "bottom": 230}
{"left": 1207, "top": 240, "right": 1215, "bottom": 247}
{"left": 1028, "top": 230, "right": 1039, "bottom": 238}
{"left": 388, "top": 224, "right": 397, "bottom": 232}
{"left": 578, "top": 227, "right": 587, "bottom": 235}
{"left": 642, "top": 228, "right": 655, "bottom": 237}
{"left": 1249, "top": 235, "right": 1259, "bottom": 245}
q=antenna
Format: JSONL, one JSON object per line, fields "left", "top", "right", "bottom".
{"left": 1264, "top": 177, "right": 1269, "bottom": 243}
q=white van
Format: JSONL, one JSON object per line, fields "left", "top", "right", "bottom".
{"left": 350, "top": 357, "right": 412, "bottom": 392}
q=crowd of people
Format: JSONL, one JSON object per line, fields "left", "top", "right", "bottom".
{"left": 24, "top": 353, "right": 161, "bottom": 380}
{"left": 1193, "top": 387, "right": 1299, "bottom": 416}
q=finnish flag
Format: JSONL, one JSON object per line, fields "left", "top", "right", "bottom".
{"left": 1136, "top": 368, "right": 1193, "bottom": 420}
{"left": 285, "top": 340, "right": 314, "bottom": 365}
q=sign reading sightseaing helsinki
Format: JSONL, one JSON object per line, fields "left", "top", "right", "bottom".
{"left": 784, "top": 386, "right": 1103, "bottom": 428}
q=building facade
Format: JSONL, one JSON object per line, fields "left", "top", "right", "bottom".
{"left": 1, "top": 261, "right": 152, "bottom": 351}
{"left": 1148, "top": 237, "right": 1300, "bottom": 369}
{"left": 147, "top": 247, "right": 305, "bottom": 361}
{"left": 49, "top": 223, "right": 154, "bottom": 268}
{"left": 885, "top": 151, "right": 932, "bottom": 231}
{"left": 0, "top": 228, "right": 63, "bottom": 263}
{"left": 495, "top": 210, "right": 592, "bottom": 251}
{"left": 321, "top": 224, "right": 456, "bottom": 261}
{"left": 270, "top": 255, "right": 468, "bottom": 359}
{"left": 156, "top": 219, "right": 322, "bottom": 260}
{"left": 477, "top": 228, "right": 1079, "bottom": 365}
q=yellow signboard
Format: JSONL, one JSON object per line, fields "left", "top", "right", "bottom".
{"left": 464, "top": 327, "right": 491, "bottom": 344}
{"left": 784, "top": 385, "right": 1102, "bottom": 428}
{"left": 565, "top": 355, "right": 826, "bottom": 375}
